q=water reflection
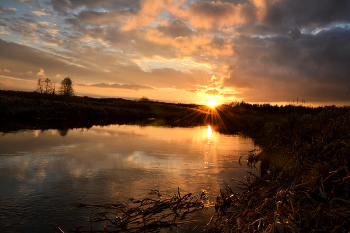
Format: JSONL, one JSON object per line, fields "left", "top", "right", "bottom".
{"left": 0, "top": 124, "right": 259, "bottom": 233}
{"left": 207, "top": 125, "right": 212, "bottom": 138}
{"left": 58, "top": 128, "right": 69, "bottom": 137}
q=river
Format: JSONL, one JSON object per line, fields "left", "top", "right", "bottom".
{"left": 0, "top": 124, "right": 259, "bottom": 232}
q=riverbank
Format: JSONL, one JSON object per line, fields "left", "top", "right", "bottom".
{"left": 212, "top": 105, "right": 350, "bottom": 232}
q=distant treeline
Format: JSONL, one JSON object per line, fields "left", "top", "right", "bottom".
{"left": 0, "top": 90, "right": 206, "bottom": 131}
{"left": 226, "top": 100, "right": 325, "bottom": 115}
{"left": 0, "top": 89, "right": 338, "bottom": 129}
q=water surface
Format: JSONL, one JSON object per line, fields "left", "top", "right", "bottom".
{"left": 0, "top": 124, "right": 259, "bottom": 232}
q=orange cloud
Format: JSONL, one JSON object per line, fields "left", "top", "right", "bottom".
{"left": 31, "top": 10, "right": 48, "bottom": 16}
{"left": 37, "top": 68, "right": 45, "bottom": 76}
{"left": 123, "top": 0, "right": 186, "bottom": 30}
{"left": 45, "top": 29, "right": 59, "bottom": 34}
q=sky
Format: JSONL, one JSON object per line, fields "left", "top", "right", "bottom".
{"left": 0, "top": 0, "right": 350, "bottom": 105}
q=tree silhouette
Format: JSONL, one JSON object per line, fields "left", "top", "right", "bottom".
{"left": 36, "top": 78, "right": 44, "bottom": 93}
{"left": 140, "top": 96, "right": 150, "bottom": 102}
{"left": 44, "top": 78, "right": 54, "bottom": 94}
{"left": 59, "top": 77, "right": 74, "bottom": 96}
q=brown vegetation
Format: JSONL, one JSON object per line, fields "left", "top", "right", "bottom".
{"left": 211, "top": 106, "right": 350, "bottom": 232}
{"left": 52, "top": 189, "right": 208, "bottom": 233}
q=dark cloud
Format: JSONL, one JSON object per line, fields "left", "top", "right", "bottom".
{"left": 51, "top": 0, "right": 140, "bottom": 14}
{"left": 65, "top": 10, "right": 132, "bottom": 27}
{"left": 0, "top": 6, "right": 17, "bottom": 15}
{"left": 224, "top": 26, "right": 350, "bottom": 103}
{"left": 5, "top": 17, "right": 37, "bottom": 25}
{"left": 191, "top": 1, "right": 234, "bottom": 18}
{"left": 157, "top": 20, "right": 193, "bottom": 38}
{"left": 263, "top": 0, "right": 350, "bottom": 32}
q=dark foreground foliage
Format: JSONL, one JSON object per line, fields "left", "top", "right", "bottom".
{"left": 51, "top": 189, "right": 208, "bottom": 233}
{"left": 212, "top": 106, "right": 350, "bottom": 232}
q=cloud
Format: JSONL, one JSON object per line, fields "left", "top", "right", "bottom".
{"left": 79, "top": 83, "right": 155, "bottom": 91}
{"left": 3, "top": 69, "right": 10, "bottom": 72}
{"left": 157, "top": 20, "right": 193, "bottom": 38}
{"left": 263, "top": 0, "right": 350, "bottom": 29}
{"left": 38, "top": 21, "right": 57, "bottom": 27}
{"left": 186, "top": 1, "right": 257, "bottom": 29}
{"left": 0, "top": 6, "right": 17, "bottom": 15}
{"left": 55, "top": 74, "right": 61, "bottom": 78}
{"left": 51, "top": 0, "right": 141, "bottom": 14}
{"left": 0, "top": 27, "right": 11, "bottom": 35}
{"left": 27, "top": 71, "right": 32, "bottom": 74}
{"left": 223, "top": 26, "right": 350, "bottom": 103}
{"left": 37, "top": 68, "right": 45, "bottom": 76}
{"left": 31, "top": 10, "right": 48, "bottom": 16}
{"left": 45, "top": 29, "right": 59, "bottom": 34}
{"left": 205, "top": 89, "right": 220, "bottom": 96}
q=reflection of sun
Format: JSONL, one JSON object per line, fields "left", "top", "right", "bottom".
{"left": 207, "top": 125, "right": 212, "bottom": 138}
{"left": 207, "top": 99, "right": 219, "bottom": 108}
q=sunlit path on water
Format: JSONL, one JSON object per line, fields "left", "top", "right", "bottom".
{"left": 0, "top": 125, "right": 259, "bottom": 232}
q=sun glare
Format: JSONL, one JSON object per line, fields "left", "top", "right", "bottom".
{"left": 207, "top": 99, "right": 219, "bottom": 108}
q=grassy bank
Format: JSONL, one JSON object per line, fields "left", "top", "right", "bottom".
{"left": 212, "top": 106, "right": 350, "bottom": 232}
{"left": 0, "top": 90, "right": 211, "bottom": 132}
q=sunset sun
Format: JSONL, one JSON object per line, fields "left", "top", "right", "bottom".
{"left": 207, "top": 99, "right": 219, "bottom": 108}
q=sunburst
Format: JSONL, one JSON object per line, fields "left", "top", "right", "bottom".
{"left": 207, "top": 99, "right": 219, "bottom": 108}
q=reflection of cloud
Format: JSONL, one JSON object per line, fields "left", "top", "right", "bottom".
{"left": 58, "top": 129, "right": 69, "bottom": 137}
{"left": 33, "top": 130, "right": 39, "bottom": 137}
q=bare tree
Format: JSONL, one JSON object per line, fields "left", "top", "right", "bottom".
{"left": 59, "top": 77, "right": 74, "bottom": 96}
{"left": 44, "top": 78, "right": 54, "bottom": 94}
{"left": 52, "top": 81, "right": 56, "bottom": 95}
{"left": 36, "top": 78, "right": 44, "bottom": 93}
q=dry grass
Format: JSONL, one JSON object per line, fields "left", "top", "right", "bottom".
{"left": 53, "top": 189, "right": 208, "bottom": 233}
{"left": 211, "top": 106, "right": 350, "bottom": 232}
